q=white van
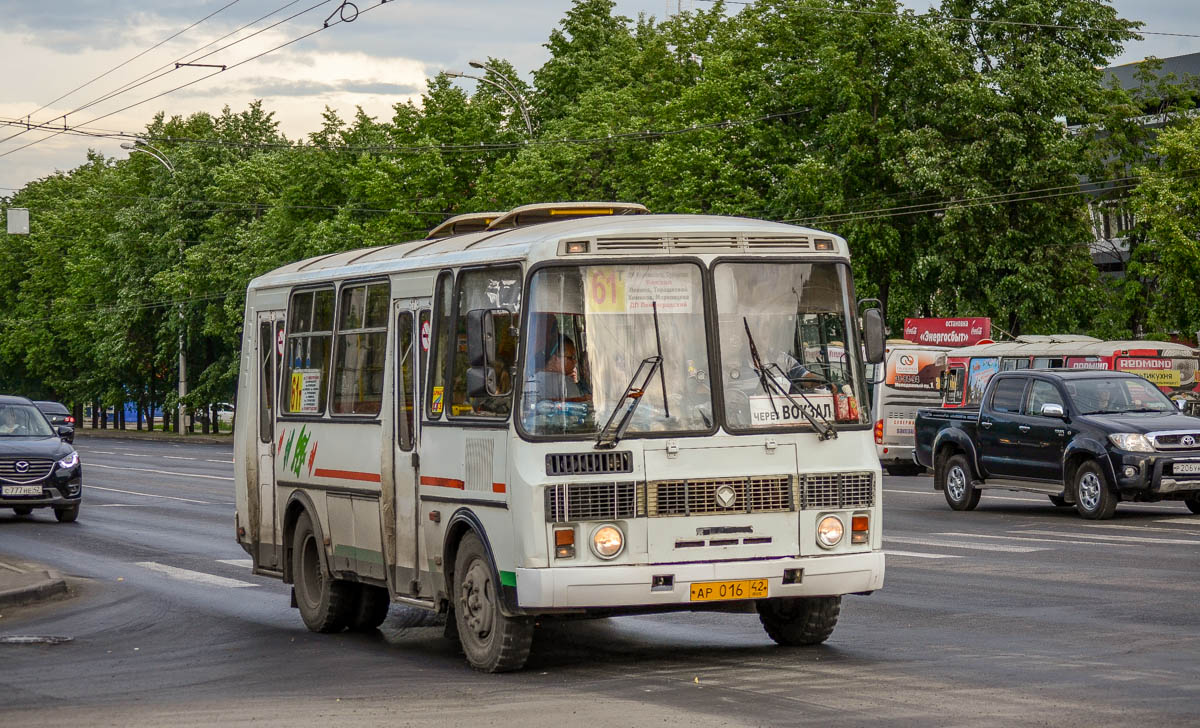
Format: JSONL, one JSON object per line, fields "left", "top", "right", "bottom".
{"left": 867, "top": 342, "right": 947, "bottom": 475}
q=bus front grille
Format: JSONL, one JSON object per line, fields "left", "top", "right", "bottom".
{"left": 646, "top": 476, "right": 794, "bottom": 517}
{"left": 545, "top": 482, "right": 640, "bottom": 522}
{"left": 545, "top": 451, "right": 633, "bottom": 476}
{"left": 800, "top": 472, "right": 876, "bottom": 509}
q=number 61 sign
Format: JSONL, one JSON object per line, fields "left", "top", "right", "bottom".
{"left": 586, "top": 267, "right": 626, "bottom": 313}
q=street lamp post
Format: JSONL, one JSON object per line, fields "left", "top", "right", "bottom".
{"left": 121, "top": 139, "right": 185, "bottom": 434}
{"left": 446, "top": 62, "right": 533, "bottom": 137}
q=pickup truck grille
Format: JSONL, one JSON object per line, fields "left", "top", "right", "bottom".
{"left": 646, "top": 475, "right": 794, "bottom": 517}
{"left": 800, "top": 472, "right": 875, "bottom": 509}
{"left": 1149, "top": 433, "right": 1200, "bottom": 451}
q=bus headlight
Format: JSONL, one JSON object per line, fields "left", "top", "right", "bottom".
{"left": 816, "top": 516, "right": 844, "bottom": 549}
{"left": 591, "top": 524, "right": 624, "bottom": 559}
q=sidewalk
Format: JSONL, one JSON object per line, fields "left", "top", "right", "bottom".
{"left": 0, "top": 557, "right": 68, "bottom": 609}
{"left": 75, "top": 427, "right": 232, "bottom": 446}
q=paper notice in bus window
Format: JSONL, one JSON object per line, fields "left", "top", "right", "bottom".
{"left": 585, "top": 267, "right": 693, "bottom": 314}
{"left": 290, "top": 369, "right": 322, "bottom": 413}
{"left": 748, "top": 393, "right": 834, "bottom": 426}
{"left": 431, "top": 386, "right": 444, "bottom": 414}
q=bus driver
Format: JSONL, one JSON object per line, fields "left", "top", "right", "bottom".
{"left": 533, "top": 337, "right": 590, "bottom": 402}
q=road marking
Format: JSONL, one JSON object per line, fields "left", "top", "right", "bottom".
{"left": 885, "top": 536, "right": 1046, "bottom": 553}
{"left": 163, "top": 455, "right": 199, "bottom": 461}
{"left": 1061, "top": 521, "right": 1200, "bottom": 534}
{"left": 935, "top": 531, "right": 1121, "bottom": 547}
{"left": 206, "top": 459, "right": 234, "bottom": 464}
{"left": 1157, "top": 518, "right": 1200, "bottom": 525}
{"left": 136, "top": 562, "right": 257, "bottom": 588}
{"left": 1017, "top": 529, "right": 1200, "bottom": 546}
{"left": 84, "top": 462, "right": 233, "bottom": 481}
{"left": 217, "top": 559, "right": 253, "bottom": 568}
{"left": 90, "top": 503, "right": 150, "bottom": 508}
{"left": 884, "top": 488, "right": 1045, "bottom": 504}
{"left": 885, "top": 550, "right": 962, "bottom": 559}
{"left": 83, "top": 484, "right": 212, "bottom": 504}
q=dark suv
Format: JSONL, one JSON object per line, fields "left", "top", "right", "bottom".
{"left": 0, "top": 395, "right": 82, "bottom": 522}
{"left": 34, "top": 400, "right": 74, "bottom": 443}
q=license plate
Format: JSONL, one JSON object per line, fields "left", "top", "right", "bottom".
{"left": 2, "top": 485, "right": 43, "bottom": 496}
{"left": 689, "top": 578, "right": 768, "bottom": 602}
{"left": 1174, "top": 463, "right": 1200, "bottom": 474}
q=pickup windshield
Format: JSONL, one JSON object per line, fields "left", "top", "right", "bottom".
{"left": 519, "top": 264, "right": 713, "bottom": 437}
{"left": 715, "top": 262, "right": 867, "bottom": 430}
{"left": 1068, "top": 377, "right": 1177, "bottom": 415}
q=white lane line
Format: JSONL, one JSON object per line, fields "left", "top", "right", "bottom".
{"left": 91, "top": 503, "right": 151, "bottom": 508}
{"left": 84, "top": 462, "right": 233, "bottom": 481}
{"left": 136, "top": 562, "right": 257, "bottom": 588}
{"left": 206, "top": 459, "right": 234, "bottom": 464}
{"left": 885, "top": 536, "right": 1046, "bottom": 553}
{"left": 884, "top": 488, "right": 1045, "bottom": 504}
{"left": 163, "top": 456, "right": 199, "bottom": 461}
{"left": 1061, "top": 521, "right": 1200, "bottom": 534}
{"left": 83, "top": 484, "right": 212, "bottom": 504}
{"left": 1018, "top": 529, "right": 1200, "bottom": 546}
{"left": 1158, "top": 518, "right": 1200, "bottom": 525}
{"left": 935, "top": 531, "right": 1125, "bottom": 547}
{"left": 885, "top": 550, "right": 962, "bottom": 559}
{"left": 217, "top": 559, "right": 253, "bottom": 568}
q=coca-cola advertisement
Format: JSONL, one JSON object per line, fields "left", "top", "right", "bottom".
{"left": 903, "top": 318, "right": 991, "bottom": 347}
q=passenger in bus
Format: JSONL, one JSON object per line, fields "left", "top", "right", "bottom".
{"left": 532, "top": 337, "right": 590, "bottom": 402}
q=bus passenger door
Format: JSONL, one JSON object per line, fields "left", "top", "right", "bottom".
{"left": 391, "top": 302, "right": 424, "bottom": 595}
{"left": 255, "top": 312, "right": 285, "bottom": 569}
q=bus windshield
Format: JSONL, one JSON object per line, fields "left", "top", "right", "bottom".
{"left": 520, "top": 264, "right": 713, "bottom": 437}
{"left": 714, "top": 262, "right": 867, "bottom": 430}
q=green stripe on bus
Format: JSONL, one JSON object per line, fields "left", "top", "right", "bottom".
{"left": 499, "top": 570, "right": 517, "bottom": 587}
{"left": 333, "top": 544, "right": 385, "bottom": 565}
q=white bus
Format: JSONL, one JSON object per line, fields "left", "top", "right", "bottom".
{"left": 234, "top": 203, "right": 887, "bottom": 671}
{"left": 867, "top": 341, "right": 949, "bottom": 475}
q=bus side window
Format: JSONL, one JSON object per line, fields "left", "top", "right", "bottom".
{"left": 450, "top": 266, "right": 521, "bottom": 418}
{"left": 331, "top": 281, "right": 389, "bottom": 416}
{"left": 258, "top": 321, "right": 273, "bottom": 442}
{"left": 281, "top": 287, "right": 335, "bottom": 415}
{"left": 396, "top": 311, "right": 415, "bottom": 450}
{"left": 945, "top": 367, "right": 965, "bottom": 405}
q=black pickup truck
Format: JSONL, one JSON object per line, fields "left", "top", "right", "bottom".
{"left": 914, "top": 369, "right": 1200, "bottom": 519}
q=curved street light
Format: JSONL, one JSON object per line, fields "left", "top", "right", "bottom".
{"left": 121, "top": 138, "right": 187, "bottom": 435}
{"left": 446, "top": 66, "right": 533, "bottom": 137}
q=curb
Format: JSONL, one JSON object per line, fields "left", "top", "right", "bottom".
{"left": 74, "top": 429, "right": 232, "bottom": 446}
{"left": 0, "top": 560, "right": 69, "bottom": 609}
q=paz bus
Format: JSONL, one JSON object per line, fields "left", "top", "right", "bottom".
{"left": 233, "top": 202, "right": 887, "bottom": 672}
{"left": 940, "top": 336, "right": 1200, "bottom": 414}
{"left": 866, "top": 341, "right": 949, "bottom": 475}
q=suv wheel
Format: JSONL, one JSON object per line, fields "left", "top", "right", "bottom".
{"left": 941, "top": 454, "right": 981, "bottom": 511}
{"left": 1073, "top": 461, "right": 1117, "bottom": 520}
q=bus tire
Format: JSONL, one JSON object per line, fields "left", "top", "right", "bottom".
{"left": 1186, "top": 495, "right": 1200, "bottom": 515}
{"left": 757, "top": 596, "right": 841, "bottom": 646}
{"left": 347, "top": 584, "right": 390, "bottom": 632}
{"left": 453, "top": 532, "right": 533, "bottom": 672}
{"left": 292, "top": 511, "right": 353, "bottom": 633}
{"left": 1073, "top": 461, "right": 1117, "bottom": 520}
{"left": 886, "top": 463, "right": 923, "bottom": 477}
{"left": 941, "top": 454, "right": 981, "bottom": 511}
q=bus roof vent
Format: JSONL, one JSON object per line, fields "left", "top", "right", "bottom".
{"left": 672, "top": 236, "right": 741, "bottom": 250}
{"left": 745, "top": 236, "right": 814, "bottom": 250}
{"left": 546, "top": 451, "right": 634, "bottom": 476}
{"left": 594, "top": 236, "right": 668, "bottom": 251}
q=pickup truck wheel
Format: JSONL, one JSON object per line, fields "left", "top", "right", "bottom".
{"left": 1184, "top": 495, "right": 1200, "bottom": 515}
{"left": 941, "top": 454, "right": 981, "bottom": 511}
{"left": 1073, "top": 461, "right": 1117, "bottom": 520}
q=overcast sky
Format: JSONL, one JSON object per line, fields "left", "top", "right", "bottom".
{"left": 1, "top": 0, "right": 1196, "bottom": 195}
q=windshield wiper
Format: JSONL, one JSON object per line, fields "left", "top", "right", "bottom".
{"left": 595, "top": 356, "right": 663, "bottom": 449}
{"left": 743, "top": 318, "right": 837, "bottom": 441}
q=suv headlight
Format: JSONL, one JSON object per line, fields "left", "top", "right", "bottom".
{"left": 56, "top": 451, "right": 79, "bottom": 469}
{"left": 1108, "top": 433, "right": 1154, "bottom": 452}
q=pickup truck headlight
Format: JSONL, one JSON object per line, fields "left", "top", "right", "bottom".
{"left": 1108, "top": 433, "right": 1154, "bottom": 452}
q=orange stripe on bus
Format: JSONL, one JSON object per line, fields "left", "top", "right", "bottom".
{"left": 420, "top": 476, "right": 465, "bottom": 489}
{"left": 313, "top": 468, "right": 381, "bottom": 483}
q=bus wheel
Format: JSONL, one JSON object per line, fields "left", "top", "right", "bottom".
{"left": 757, "top": 596, "right": 841, "bottom": 646}
{"left": 453, "top": 532, "right": 533, "bottom": 672}
{"left": 347, "top": 584, "right": 391, "bottom": 632}
{"left": 941, "top": 454, "right": 981, "bottom": 511}
{"left": 1074, "top": 461, "right": 1117, "bottom": 520}
{"left": 1185, "top": 495, "right": 1200, "bottom": 515}
{"left": 292, "top": 511, "right": 353, "bottom": 633}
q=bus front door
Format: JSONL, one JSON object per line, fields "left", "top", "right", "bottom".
{"left": 255, "top": 312, "right": 285, "bottom": 569}
{"left": 391, "top": 302, "right": 425, "bottom": 596}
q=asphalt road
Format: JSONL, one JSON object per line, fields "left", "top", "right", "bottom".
{"left": 2, "top": 435, "right": 1198, "bottom": 727}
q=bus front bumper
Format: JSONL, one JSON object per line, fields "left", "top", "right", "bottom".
{"left": 515, "top": 551, "right": 885, "bottom": 610}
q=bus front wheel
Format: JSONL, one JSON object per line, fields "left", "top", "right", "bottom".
{"left": 757, "top": 596, "right": 841, "bottom": 646}
{"left": 452, "top": 532, "right": 533, "bottom": 672}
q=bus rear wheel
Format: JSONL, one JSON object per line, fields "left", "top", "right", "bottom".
{"left": 348, "top": 584, "right": 391, "bottom": 632}
{"left": 453, "top": 532, "right": 533, "bottom": 672}
{"left": 292, "top": 511, "right": 353, "bottom": 633}
{"left": 757, "top": 596, "right": 841, "bottom": 646}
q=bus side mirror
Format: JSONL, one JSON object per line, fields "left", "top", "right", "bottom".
{"left": 863, "top": 308, "right": 886, "bottom": 364}
{"left": 466, "top": 308, "right": 513, "bottom": 398}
